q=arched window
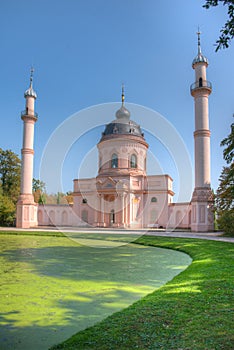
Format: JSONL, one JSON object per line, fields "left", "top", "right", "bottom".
{"left": 151, "top": 197, "right": 157, "bottom": 203}
{"left": 150, "top": 209, "right": 158, "bottom": 224}
{"left": 199, "top": 77, "right": 203, "bottom": 87}
{"left": 130, "top": 154, "right": 137, "bottom": 168}
{"left": 81, "top": 210, "right": 88, "bottom": 223}
{"left": 49, "top": 210, "right": 55, "bottom": 225}
{"left": 38, "top": 210, "right": 43, "bottom": 224}
{"left": 110, "top": 209, "right": 115, "bottom": 224}
{"left": 111, "top": 153, "right": 118, "bottom": 168}
{"left": 62, "top": 211, "right": 68, "bottom": 225}
{"left": 176, "top": 211, "right": 182, "bottom": 225}
{"left": 82, "top": 198, "right": 87, "bottom": 204}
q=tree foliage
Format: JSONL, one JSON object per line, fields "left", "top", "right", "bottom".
{"left": 0, "top": 187, "right": 16, "bottom": 226}
{"left": 220, "top": 121, "right": 234, "bottom": 163}
{"left": 203, "top": 0, "right": 234, "bottom": 51}
{"left": 0, "top": 149, "right": 21, "bottom": 226}
{"left": 215, "top": 118, "right": 234, "bottom": 235}
{"left": 33, "top": 178, "right": 46, "bottom": 203}
{"left": 216, "top": 165, "right": 234, "bottom": 211}
{"left": 0, "top": 148, "right": 21, "bottom": 204}
{"left": 33, "top": 178, "right": 46, "bottom": 193}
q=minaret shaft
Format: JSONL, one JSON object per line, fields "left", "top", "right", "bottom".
{"left": 190, "top": 32, "right": 214, "bottom": 232}
{"left": 194, "top": 95, "right": 209, "bottom": 130}
{"left": 16, "top": 69, "right": 38, "bottom": 228}
{"left": 193, "top": 91, "right": 211, "bottom": 188}
{"left": 21, "top": 116, "right": 36, "bottom": 194}
{"left": 194, "top": 130, "right": 211, "bottom": 188}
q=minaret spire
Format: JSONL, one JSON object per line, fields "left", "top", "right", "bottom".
{"left": 30, "top": 66, "right": 34, "bottom": 88}
{"left": 24, "top": 67, "right": 37, "bottom": 99}
{"left": 121, "top": 83, "right": 125, "bottom": 106}
{"left": 192, "top": 30, "right": 208, "bottom": 68}
{"left": 197, "top": 28, "right": 201, "bottom": 54}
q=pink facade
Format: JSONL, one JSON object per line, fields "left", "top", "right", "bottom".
{"left": 38, "top": 98, "right": 190, "bottom": 229}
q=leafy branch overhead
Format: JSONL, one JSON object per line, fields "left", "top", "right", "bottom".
{"left": 203, "top": 0, "right": 234, "bottom": 51}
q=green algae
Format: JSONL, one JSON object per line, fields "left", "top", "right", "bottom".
{"left": 0, "top": 234, "right": 191, "bottom": 350}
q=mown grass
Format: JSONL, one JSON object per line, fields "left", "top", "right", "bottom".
{"left": 0, "top": 230, "right": 65, "bottom": 237}
{"left": 49, "top": 235, "right": 234, "bottom": 350}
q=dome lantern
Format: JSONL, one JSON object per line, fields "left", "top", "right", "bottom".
{"left": 100, "top": 86, "right": 146, "bottom": 142}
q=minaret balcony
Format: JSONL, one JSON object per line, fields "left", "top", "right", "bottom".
{"left": 190, "top": 80, "right": 212, "bottom": 94}
{"left": 21, "top": 110, "right": 38, "bottom": 119}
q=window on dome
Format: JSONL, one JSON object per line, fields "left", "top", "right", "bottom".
{"left": 130, "top": 154, "right": 137, "bottom": 168}
{"left": 111, "top": 153, "right": 118, "bottom": 168}
{"left": 151, "top": 197, "right": 157, "bottom": 203}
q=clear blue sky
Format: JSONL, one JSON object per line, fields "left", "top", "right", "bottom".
{"left": 1, "top": 0, "right": 233, "bottom": 197}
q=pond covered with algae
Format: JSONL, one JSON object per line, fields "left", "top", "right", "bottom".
{"left": 0, "top": 234, "right": 191, "bottom": 350}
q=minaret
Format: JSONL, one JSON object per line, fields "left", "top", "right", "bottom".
{"left": 190, "top": 31, "right": 214, "bottom": 232}
{"left": 16, "top": 68, "right": 38, "bottom": 228}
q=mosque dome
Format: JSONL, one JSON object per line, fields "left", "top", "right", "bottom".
{"left": 100, "top": 86, "right": 145, "bottom": 142}
{"left": 101, "top": 118, "right": 144, "bottom": 140}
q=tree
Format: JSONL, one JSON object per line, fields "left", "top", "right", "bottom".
{"left": 32, "top": 178, "right": 46, "bottom": 193}
{"left": 216, "top": 165, "right": 234, "bottom": 210}
{"left": 65, "top": 191, "right": 73, "bottom": 205}
{"left": 221, "top": 121, "right": 234, "bottom": 162}
{"left": 0, "top": 148, "right": 21, "bottom": 204}
{"left": 215, "top": 118, "right": 234, "bottom": 235}
{"left": 32, "top": 178, "right": 46, "bottom": 203}
{"left": 0, "top": 186, "right": 16, "bottom": 226}
{"left": 203, "top": 0, "right": 234, "bottom": 51}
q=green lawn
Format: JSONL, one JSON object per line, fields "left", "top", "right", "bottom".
{"left": 0, "top": 232, "right": 191, "bottom": 350}
{"left": 49, "top": 235, "right": 234, "bottom": 350}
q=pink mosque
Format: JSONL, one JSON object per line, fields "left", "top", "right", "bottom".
{"left": 16, "top": 33, "right": 214, "bottom": 232}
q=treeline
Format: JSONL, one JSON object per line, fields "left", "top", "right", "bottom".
{"left": 0, "top": 149, "right": 20, "bottom": 226}
{"left": 0, "top": 148, "right": 73, "bottom": 226}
